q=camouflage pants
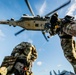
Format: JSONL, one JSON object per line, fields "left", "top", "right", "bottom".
{"left": 60, "top": 38, "right": 76, "bottom": 73}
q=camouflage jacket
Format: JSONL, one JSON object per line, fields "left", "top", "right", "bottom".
{"left": 62, "top": 20, "right": 76, "bottom": 37}
{"left": 11, "top": 42, "right": 37, "bottom": 62}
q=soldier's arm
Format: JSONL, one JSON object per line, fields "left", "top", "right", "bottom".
{"left": 60, "top": 15, "right": 76, "bottom": 36}
{"left": 62, "top": 20, "right": 76, "bottom": 36}
{"left": 31, "top": 45, "right": 37, "bottom": 61}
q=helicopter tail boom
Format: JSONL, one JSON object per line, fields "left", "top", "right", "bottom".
{"left": 0, "top": 20, "right": 17, "bottom": 27}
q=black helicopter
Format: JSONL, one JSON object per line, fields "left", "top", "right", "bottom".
{"left": 0, "top": 0, "right": 71, "bottom": 41}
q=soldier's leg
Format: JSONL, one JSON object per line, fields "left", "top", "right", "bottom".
{"left": 60, "top": 38, "right": 76, "bottom": 73}
{"left": 71, "top": 40, "right": 76, "bottom": 73}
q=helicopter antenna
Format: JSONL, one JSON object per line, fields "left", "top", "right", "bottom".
{"left": 45, "top": 0, "right": 71, "bottom": 17}
{"left": 24, "top": 0, "right": 35, "bottom": 16}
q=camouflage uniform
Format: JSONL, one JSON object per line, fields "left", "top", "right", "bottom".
{"left": 58, "top": 31, "right": 76, "bottom": 73}
{"left": 0, "top": 42, "right": 37, "bottom": 75}
{"left": 11, "top": 42, "right": 37, "bottom": 62}
{"left": 58, "top": 15, "right": 76, "bottom": 37}
{"left": 11, "top": 42, "right": 37, "bottom": 73}
{"left": 62, "top": 20, "right": 76, "bottom": 37}
{"left": 58, "top": 16, "right": 76, "bottom": 73}
{"left": 50, "top": 13, "right": 76, "bottom": 73}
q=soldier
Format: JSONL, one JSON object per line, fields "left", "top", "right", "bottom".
{"left": 11, "top": 42, "right": 37, "bottom": 62}
{"left": 50, "top": 13, "right": 76, "bottom": 36}
{"left": 50, "top": 13, "right": 76, "bottom": 74}
{"left": 58, "top": 31, "right": 76, "bottom": 74}
{"left": 0, "top": 42, "right": 37, "bottom": 75}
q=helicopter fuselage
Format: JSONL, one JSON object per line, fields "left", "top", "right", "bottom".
{"left": 17, "top": 16, "right": 49, "bottom": 30}
{"left": 0, "top": 16, "right": 49, "bottom": 31}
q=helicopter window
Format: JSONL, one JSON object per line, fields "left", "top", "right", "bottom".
{"left": 28, "top": 24, "right": 30, "bottom": 26}
{"left": 40, "top": 24, "right": 42, "bottom": 27}
{"left": 35, "top": 24, "right": 39, "bottom": 27}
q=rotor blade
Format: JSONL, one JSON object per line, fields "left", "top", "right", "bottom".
{"left": 42, "top": 31, "right": 49, "bottom": 42}
{"left": 24, "top": 0, "right": 35, "bottom": 16}
{"left": 15, "top": 29, "right": 25, "bottom": 36}
{"left": 45, "top": 0, "right": 71, "bottom": 17}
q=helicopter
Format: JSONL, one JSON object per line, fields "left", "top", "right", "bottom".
{"left": 0, "top": 0, "right": 71, "bottom": 41}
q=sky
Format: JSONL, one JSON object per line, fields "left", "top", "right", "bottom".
{"left": 0, "top": 0, "right": 76, "bottom": 75}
